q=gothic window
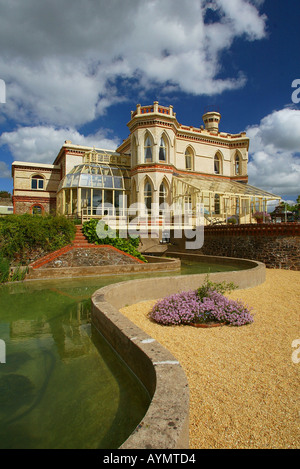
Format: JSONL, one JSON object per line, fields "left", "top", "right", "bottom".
{"left": 214, "top": 154, "right": 221, "bottom": 174}
{"left": 159, "top": 136, "right": 166, "bottom": 161}
{"left": 144, "top": 135, "right": 153, "bottom": 162}
{"left": 144, "top": 180, "right": 152, "bottom": 213}
{"left": 159, "top": 181, "right": 167, "bottom": 207}
{"left": 185, "top": 149, "right": 193, "bottom": 170}
{"left": 132, "top": 136, "right": 138, "bottom": 165}
{"left": 235, "top": 154, "right": 241, "bottom": 175}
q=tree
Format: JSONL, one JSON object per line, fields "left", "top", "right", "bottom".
{"left": 0, "top": 191, "right": 11, "bottom": 199}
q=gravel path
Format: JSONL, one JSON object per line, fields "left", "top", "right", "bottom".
{"left": 120, "top": 269, "right": 300, "bottom": 449}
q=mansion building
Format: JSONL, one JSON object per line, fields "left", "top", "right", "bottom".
{"left": 12, "top": 102, "right": 279, "bottom": 226}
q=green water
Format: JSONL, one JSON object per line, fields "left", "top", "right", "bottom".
{"left": 0, "top": 260, "right": 245, "bottom": 449}
{"left": 0, "top": 276, "right": 152, "bottom": 449}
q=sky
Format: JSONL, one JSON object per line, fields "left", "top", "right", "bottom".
{"left": 0, "top": 0, "right": 299, "bottom": 207}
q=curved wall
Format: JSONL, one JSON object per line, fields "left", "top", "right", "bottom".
{"left": 91, "top": 255, "right": 265, "bottom": 449}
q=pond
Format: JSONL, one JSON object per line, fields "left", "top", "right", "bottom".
{"left": 0, "top": 259, "right": 246, "bottom": 449}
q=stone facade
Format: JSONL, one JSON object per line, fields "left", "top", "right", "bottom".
{"left": 12, "top": 162, "right": 60, "bottom": 215}
{"left": 199, "top": 224, "right": 300, "bottom": 270}
{"left": 44, "top": 247, "right": 141, "bottom": 268}
{"left": 11, "top": 102, "right": 280, "bottom": 221}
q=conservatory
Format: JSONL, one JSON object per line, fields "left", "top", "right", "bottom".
{"left": 56, "top": 163, "right": 131, "bottom": 219}
{"left": 171, "top": 175, "right": 280, "bottom": 224}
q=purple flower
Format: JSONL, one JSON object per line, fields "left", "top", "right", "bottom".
{"left": 149, "top": 288, "right": 254, "bottom": 327}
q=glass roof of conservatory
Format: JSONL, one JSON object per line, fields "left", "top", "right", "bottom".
{"left": 173, "top": 175, "right": 280, "bottom": 199}
{"left": 57, "top": 163, "right": 130, "bottom": 192}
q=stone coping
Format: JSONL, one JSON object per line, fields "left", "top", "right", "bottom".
{"left": 26, "top": 254, "right": 181, "bottom": 280}
{"left": 91, "top": 255, "right": 265, "bottom": 449}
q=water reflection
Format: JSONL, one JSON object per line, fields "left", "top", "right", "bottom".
{"left": 0, "top": 261, "right": 245, "bottom": 448}
{"left": 0, "top": 280, "right": 150, "bottom": 449}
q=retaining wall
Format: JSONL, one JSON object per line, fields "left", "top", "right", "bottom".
{"left": 91, "top": 255, "right": 265, "bottom": 449}
{"left": 170, "top": 223, "right": 300, "bottom": 270}
{"left": 26, "top": 254, "right": 181, "bottom": 280}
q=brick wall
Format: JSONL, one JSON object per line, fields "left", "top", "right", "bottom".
{"left": 200, "top": 223, "right": 300, "bottom": 270}
{"left": 13, "top": 196, "right": 56, "bottom": 215}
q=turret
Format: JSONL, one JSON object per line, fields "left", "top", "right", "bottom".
{"left": 202, "top": 111, "right": 221, "bottom": 132}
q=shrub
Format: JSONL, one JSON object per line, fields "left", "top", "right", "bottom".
{"left": 149, "top": 276, "right": 253, "bottom": 327}
{"left": 150, "top": 290, "right": 202, "bottom": 325}
{"left": 0, "top": 254, "right": 10, "bottom": 283}
{"left": 82, "top": 219, "right": 147, "bottom": 262}
{"left": 197, "top": 275, "right": 237, "bottom": 301}
{"left": 0, "top": 214, "right": 76, "bottom": 263}
{"left": 253, "top": 211, "right": 271, "bottom": 222}
{"left": 195, "top": 290, "right": 254, "bottom": 326}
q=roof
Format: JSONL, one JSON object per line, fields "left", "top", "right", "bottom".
{"left": 12, "top": 161, "right": 60, "bottom": 169}
{"left": 173, "top": 174, "right": 280, "bottom": 199}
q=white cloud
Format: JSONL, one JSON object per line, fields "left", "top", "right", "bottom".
{"left": 247, "top": 108, "right": 300, "bottom": 197}
{"left": 0, "top": 0, "right": 267, "bottom": 126}
{"left": 215, "top": 0, "right": 266, "bottom": 40}
{"left": 0, "top": 126, "right": 120, "bottom": 164}
{"left": 0, "top": 161, "right": 11, "bottom": 178}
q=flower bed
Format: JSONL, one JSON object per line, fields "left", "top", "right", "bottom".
{"left": 149, "top": 278, "right": 254, "bottom": 327}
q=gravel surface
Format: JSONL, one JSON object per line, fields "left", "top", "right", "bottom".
{"left": 120, "top": 269, "right": 300, "bottom": 449}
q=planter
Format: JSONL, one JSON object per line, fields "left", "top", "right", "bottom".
{"left": 190, "top": 322, "right": 226, "bottom": 328}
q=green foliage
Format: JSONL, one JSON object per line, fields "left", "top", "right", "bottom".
{"left": 197, "top": 274, "right": 238, "bottom": 301}
{"left": 10, "top": 265, "right": 28, "bottom": 282}
{"left": 0, "top": 214, "right": 76, "bottom": 263}
{"left": 0, "top": 254, "right": 10, "bottom": 283}
{"left": 0, "top": 191, "right": 11, "bottom": 199}
{"left": 82, "top": 219, "right": 147, "bottom": 262}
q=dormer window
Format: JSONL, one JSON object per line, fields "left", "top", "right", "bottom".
{"left": 31, "top": 175, "right": 44, "bottom": 190}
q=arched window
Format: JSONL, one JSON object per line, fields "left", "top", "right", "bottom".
{"left": 159, "top": 136, "right": 167, "bottom": 161}
{"left": 214, "top": 154, "right": 221, "bottom": 174}
{"left": 144, "top": 180, "right": 152, "bottom": 213}
{"left": 31, "top": 175, "right": 44, "bottom": 190}
{"left": 235, "top": 154, "right": 241, "bottom": 175}
{"left": 159, "top": 181, "right": 167, "bottom": 207}
{"left": 31, "top": 204, "right": 43, "bottom": 215}
{"left": 132, "top": 136, "right": 138, "bottom": 166}
{"left": 185, "top": 148, "right": 193, "bottom": 170}
{"left": 144, "top": 135, "right": 153, "bottom": 162}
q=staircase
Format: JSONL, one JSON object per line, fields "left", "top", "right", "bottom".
{"left": 73, "top": 225, "right": 95, "bottom": 247}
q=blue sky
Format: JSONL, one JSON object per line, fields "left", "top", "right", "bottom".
{"left": 0, "top": 0, "right": 299, "bottom": 206}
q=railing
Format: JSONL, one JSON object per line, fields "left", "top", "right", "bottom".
{"left": 131, "top": 103, "right": 173, "bottom": 118}
{"left": 80, "top": 207, "right": 200, "bottom": 230}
